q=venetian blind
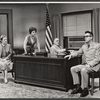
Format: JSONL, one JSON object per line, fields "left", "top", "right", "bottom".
{"left": 63, "top": 12, "right": 91, "bottom": 36}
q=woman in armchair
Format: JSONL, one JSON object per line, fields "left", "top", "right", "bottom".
{"left": 0, "top": 35, "right": 13, "bottom": 83}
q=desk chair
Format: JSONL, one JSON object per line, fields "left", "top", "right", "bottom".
{"left": 89, "top": 70, "right": 100, "bottom": 95}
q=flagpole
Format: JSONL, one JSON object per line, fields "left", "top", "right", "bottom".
{"left": 46, "top": 3, "right": 49, "bottom": 6}
{"left": 46, "top": 3, "right": 49, "bottom": 11}
{"left": 45, "top": 3, "right": 53, "bottom": 53}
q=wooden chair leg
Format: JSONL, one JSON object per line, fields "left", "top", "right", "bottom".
{"left": 91, "top": 78, "right": 94, "bottom": 95}
{"left": 88, "top": 77, "right": 91, "bottom": 88}
{"left": 99, "top": 77, "right": 100, "bottom": 90}
{"left": 12, "top": 71, "right": 14, "bottom": 78}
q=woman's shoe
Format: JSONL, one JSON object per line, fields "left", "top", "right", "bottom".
{"left": 4, "top": 78, "right": 8, "bottom": 84}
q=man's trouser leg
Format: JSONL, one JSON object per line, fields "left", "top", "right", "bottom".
{"left": 81, "top": 67, "right": 94, "bottom": 89}
{"left": 70, "top": 65, "right": 85, "bottom": 85}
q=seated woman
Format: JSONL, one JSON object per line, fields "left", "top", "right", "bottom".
{"left": 23, "top": 27, "right": 40, "bottom": 55}
{"left": 0, "top": 35, "right": 13, "bottom": 83}
{"left": 50, "top": 38, "right": 66, "bottom": 55}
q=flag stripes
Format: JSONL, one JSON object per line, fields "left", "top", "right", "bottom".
{"left": 45, "top": 4, "right": 53, "bottom": 52}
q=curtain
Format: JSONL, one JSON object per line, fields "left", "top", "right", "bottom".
{"left": 92, "top": 8, "right": 99, "bottom": 42}
{"left": 51, "top": 14, "right": 60, "bottom": 39}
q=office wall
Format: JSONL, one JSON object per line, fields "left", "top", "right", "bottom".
{"left": 49, "top": 3, "right": 100, "bottom": 14}
{"left": 49, "top": 3, "right": 100, "bottom": 46}
{"left": 0, "top": 3, "right": 100, "bottom": 51}
{"left": 0, "top": 4, "right": 46, "bottom": 51}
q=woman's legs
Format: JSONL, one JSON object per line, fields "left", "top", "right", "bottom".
{"left": 0, "top": 61, "right": 9, "bottom": 83}
{"left": 4, "top": 70, "right": 8, "bottom": 83}
{"left": 2, "top": 70, "right": 8, "bottom": 83}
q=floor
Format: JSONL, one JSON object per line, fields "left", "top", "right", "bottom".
{"left": 68, "top": 78, "right": 100, "bottom": 98}
{"left": 0, "top": 73, "right": 99, "bottom": 98}
{"left": 89, "top": 78, "right": 100, "bottom": 98}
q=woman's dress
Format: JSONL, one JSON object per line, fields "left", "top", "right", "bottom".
{"left": 0, "top": 43, "right": 13, "bottom": 71}
{"left": 25, "top": 34, "right": 37, "bottom": 53}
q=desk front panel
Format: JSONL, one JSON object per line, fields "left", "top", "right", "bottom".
{"left": 13, "top": 55, "right": 81, "bottom": 91}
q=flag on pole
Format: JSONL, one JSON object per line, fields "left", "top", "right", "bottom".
{"left": 45, "top": 4, "right": 53, "bottom": 53}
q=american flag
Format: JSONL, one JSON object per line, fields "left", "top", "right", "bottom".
{"left": 45, "top": 4, "right": 53, "bottom": 53}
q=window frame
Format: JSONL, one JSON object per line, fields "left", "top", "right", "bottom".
{"left": 61, "top": 10, "right": 93, "bottom": 37}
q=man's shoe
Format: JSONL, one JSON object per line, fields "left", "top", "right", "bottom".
{"left": 71, "top": 87, "right": 82, "bottom": 94}
{"left": 71, "top": 88, "right": 76, "bottom": 94}
{"left": 80, "top": 88, "right": 89, "bottom": 97}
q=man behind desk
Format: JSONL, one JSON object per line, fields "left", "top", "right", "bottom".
{"left": 50, "top": 38, "right": 66, "bottom": 55}
{"left": 65, "top": 31, "right": 100, "bottom": 97}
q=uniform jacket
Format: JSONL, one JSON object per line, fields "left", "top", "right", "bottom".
{"left": 71, "top": 42, "right": 100, "bottom": 72}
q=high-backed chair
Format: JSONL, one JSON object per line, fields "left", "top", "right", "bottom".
{"left": 88, "top": 70, "right": 100, "bottom": 95}
{"left": 8, "top": 63, "right": 14, "bottom": 77}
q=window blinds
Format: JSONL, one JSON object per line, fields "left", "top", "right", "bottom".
{"left": 63, "top": 13, "right": 91, "bottom": 36}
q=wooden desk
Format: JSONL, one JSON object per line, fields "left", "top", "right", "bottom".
{"left": 13, "top": 55, "right": 82, "bottom": 91}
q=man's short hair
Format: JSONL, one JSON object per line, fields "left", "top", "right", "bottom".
{"left": 85, "top": 31, "right": 93, "bottom": 37}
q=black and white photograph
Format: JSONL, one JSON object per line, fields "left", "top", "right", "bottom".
{"left": 0, "top": 2, "right": 99, "bottom": 98}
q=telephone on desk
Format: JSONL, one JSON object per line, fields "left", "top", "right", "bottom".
{"left": 57, "top": 49, "right": 70, "bottom": 58}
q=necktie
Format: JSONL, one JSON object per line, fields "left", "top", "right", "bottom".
{"left": 88, "top": 44, "right": 90, "bottom": 49}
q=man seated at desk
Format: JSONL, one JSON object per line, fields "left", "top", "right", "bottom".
{"left": 50, "top": 38, "right": 66, "bottom": 56}
{"left": 65, "top": 31, "right": 100, "bottom": 97}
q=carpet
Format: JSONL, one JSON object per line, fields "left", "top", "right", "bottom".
{"left": 0, "top": 73, "right": 96, "bottom": 98}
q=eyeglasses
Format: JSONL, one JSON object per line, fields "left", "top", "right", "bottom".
{"left": 84, "top": 35, "right": 92, "bottom": 38}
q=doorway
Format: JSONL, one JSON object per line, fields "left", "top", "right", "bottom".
{"left": 0, "top": 9, "right": 13, "bottom": 48}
